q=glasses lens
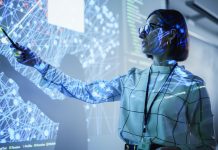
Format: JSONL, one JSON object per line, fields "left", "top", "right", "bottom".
{"left": 138, "top": 27, "right": 143, "bottom": 34}
{"left": 138, "top": 24, "right": 149, "bottom": 39}
{"left": 144, "top": 24, "right": 149, "bottom": 33}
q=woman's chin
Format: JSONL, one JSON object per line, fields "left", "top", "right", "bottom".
{"left": 142, "top": 48, "right": 152, "bottom": 55}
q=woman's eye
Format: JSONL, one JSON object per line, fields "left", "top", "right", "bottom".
{"left": 150, "top": 25, "right": 156, "bottom": 30}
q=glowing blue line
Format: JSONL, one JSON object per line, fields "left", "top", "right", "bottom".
{"left": 8, "top": 0, "right": 41, "bottom": 36}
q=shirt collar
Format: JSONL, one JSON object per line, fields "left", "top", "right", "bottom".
{"left": 151, "top": 60, "right": 177, "bottom": 73}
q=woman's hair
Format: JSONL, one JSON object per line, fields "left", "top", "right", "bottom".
{"left": 146, "top": 9, "right": 189, "bottom": 62}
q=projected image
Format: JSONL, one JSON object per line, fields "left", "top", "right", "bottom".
{"left": 0, "top": 72, "right": 58, "bottom": 146}
{"left": 0, "top": 0, "right": 120, "bottom": 149}
{"left": 125, "top": 0, "right": 147, "bottom": 54}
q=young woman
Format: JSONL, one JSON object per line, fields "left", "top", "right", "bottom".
{"left": 12, "top": 9, "right": 215, "bottom": 150}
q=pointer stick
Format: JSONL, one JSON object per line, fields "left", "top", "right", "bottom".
{"left": 0, "top": 27, "right": 19, "bottom": 49}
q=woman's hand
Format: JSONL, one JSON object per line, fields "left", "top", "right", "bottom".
{"left": 11, "top": 43, "right": 42, "bottom": 67}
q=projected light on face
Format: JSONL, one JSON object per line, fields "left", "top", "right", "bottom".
{"left": 139, "top": 14, "right": 172, "bottom": 57}
{"left": 0, "top": 0, "right": 119, "bottom": 144}
{"left": 139, "top": 13, "right": 188, "bottom": 61}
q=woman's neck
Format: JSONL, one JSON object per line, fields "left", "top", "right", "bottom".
{"left": 153, "top": 56, "right": 176, "bottom": 66}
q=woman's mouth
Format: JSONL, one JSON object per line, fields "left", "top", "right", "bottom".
{"left": 142, "top": 40, "right": 147, "bottom": 47}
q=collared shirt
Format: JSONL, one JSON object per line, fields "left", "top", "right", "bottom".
{"left": 39, "top": 63, "right": 216, "bottom": 150}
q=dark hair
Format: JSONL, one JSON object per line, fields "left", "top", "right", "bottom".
{"left": 146, "top": 9, "right": 189, "bottom": 62}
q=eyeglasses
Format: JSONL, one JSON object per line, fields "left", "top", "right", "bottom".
{"left": 138, "top": 23, "right": 165, "bottom": 39}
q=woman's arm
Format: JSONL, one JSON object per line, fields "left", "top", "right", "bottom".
{"left": 39, "top": 64, "right": 125, "bottom": 104}
{"left": 11, "top": 44, "right": 125, "bottom": 104}
{"left": 181, "top": 79, "right": 216, "bottom": 150}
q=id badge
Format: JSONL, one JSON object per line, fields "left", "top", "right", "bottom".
{"left": 137, "top": 142, "right": 150, "bottom": 150}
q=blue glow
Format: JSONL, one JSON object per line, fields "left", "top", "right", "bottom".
{"left": 175, "top": 24, "right": 180, "bottom": 29}
{"left": 180, "top": 28, "right": 185, "bottom": 33}
{"left": 0, "top": 0, "right": 119, "bottom": 145}
{"left": 0, "top": 73, "right": 58, "bottom": 143}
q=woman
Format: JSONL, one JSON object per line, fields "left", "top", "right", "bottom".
{"left": 12, "top": 9, "right": 215, "bottom": 150}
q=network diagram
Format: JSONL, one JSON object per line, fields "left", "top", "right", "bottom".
{"left": 0, "top": 0, "right": 120, "bottom": 145}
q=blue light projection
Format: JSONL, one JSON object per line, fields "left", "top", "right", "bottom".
{"left": 0, "top": 72, "right": 58, "bottom": 143}
{"left": 0, "top": 0, "right": 119, "bottom": 145}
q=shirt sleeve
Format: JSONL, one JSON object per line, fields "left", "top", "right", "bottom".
{"left": 38, "top": 65, "right": 125, "bottom": 104}
{"left": 180, "top": 78, "right": 216, "bottom": 150}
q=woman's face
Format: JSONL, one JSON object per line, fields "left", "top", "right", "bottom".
{"left": 140, "top": 14, "right": 170, "bottom": 57}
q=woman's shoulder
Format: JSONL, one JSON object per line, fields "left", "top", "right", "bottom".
{"left": 175, "top": 65, "right": 205, "bottom": 85}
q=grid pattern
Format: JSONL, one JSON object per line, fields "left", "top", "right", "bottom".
{"left": 39, "top": 63, "right": 216, "bottom": 149}
{"left": 39, "top": 65, "right": 124, "bottom": 104}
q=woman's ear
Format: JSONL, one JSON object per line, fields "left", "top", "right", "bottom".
{"left": 170, "top": 29, "right": 177, "bottom": 40}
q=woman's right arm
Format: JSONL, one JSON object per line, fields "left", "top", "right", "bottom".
{"left": 12, "top": 44, "right": 125, "bottom": 104}
{"left": 38, "top": 64, "right": 125, "bottom": 104}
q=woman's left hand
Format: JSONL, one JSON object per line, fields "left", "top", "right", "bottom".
{"left": 11, "top": 43, "right": 42, "bottom": 67}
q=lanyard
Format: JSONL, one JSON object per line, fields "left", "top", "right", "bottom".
{"left": 143, "top": 63, "right": 177, "bottom": 132}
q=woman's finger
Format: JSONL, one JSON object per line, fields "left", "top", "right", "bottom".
{"left": 17, "top": 57, "right": 24, "bottom": 63}
{"left": 13, "top": 49, "right": 23, "bottom": 56}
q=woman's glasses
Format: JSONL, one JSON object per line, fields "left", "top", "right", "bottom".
{"left": 138, "top": 23, "right": 165, "bottom": 39}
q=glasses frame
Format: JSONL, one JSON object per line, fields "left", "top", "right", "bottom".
{"left": 138, "top": 23, "right": 167, "bottom": 39}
